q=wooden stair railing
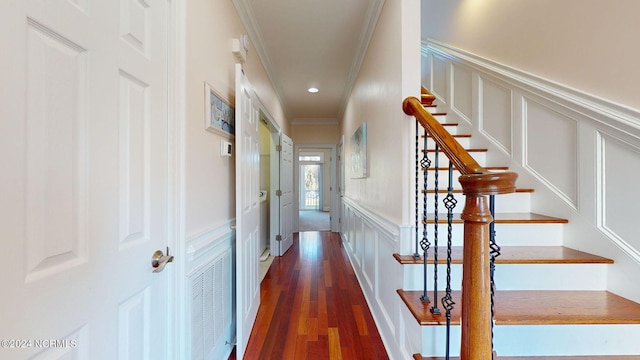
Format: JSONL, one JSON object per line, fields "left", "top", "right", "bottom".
{"left": 403, "top": 96, "right": 518, "bottom": 360}
{"left": 421, "top": 86, "right": 436, "bottom": 106}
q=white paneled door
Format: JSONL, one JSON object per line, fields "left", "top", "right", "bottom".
{"left": 0, "top": 1, "right": 173, "bottom": 359}
{"left": 234, "top": 64, "right": 261, "bottom": 359}
{"left": 278, "top": 134, "right": 295, "bottom": 256}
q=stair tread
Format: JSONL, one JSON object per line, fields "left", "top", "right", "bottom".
{"left": 425, "top": 134, "right": 472, "bottom": 138}
{"left": 426, "top": 166, "right": 509, "bottom": 171}
{"left": 416, "top": 356, "right": 640, "bottom": 359}
{"left": 426, "top": 188, "right": 534, "bottom": 193}
{"left": 424, "top": 212, "right": 568, "bottom": 224}
{"left": 425, "top": 148, "right": 487, "bottom": 153}
{"left": 398, "top": 290, "right": 640, "bottom": 326}
{"left": 393, "top": 246, "right": 613, "bottom": 265}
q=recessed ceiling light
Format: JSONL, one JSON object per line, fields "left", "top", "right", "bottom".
{"left": 307, "top": 87, "right": 319, "bottom": 93}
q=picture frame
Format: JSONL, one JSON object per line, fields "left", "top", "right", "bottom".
{"left": 204, "top": 82, "right": 235, "bottom": 139}
{"left": 350, "top": 122, "right": 367, "bottom": 178}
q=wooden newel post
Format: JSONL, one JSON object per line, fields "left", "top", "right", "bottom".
{"left": 459, "top": 172, "right": 517, "bottom": 360}
{"left": 460, "top": 194, "right": 493, "bottom": 360}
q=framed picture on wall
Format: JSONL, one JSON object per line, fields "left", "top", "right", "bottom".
{"left": 350, "top": 122, "right": 367, "bottom": 178}
{"left": 204, "top": 81, "right": 235, "bottom": 139}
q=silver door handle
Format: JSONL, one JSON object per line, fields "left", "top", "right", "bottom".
{"left": 151, "top": 247, "right": 174, "bottom": 273}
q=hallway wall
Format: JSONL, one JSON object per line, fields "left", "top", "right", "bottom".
{"left": 341, "top": 0, "right": 420, "bottom": 226}
{"left": 183, "top": 1, "right": 289, "bottom": 358}
{"left": 185, "top": 0, "right": 288, "bottom": 236}
{"left": 338, "top": 0, "right": 421, "bottom": 358}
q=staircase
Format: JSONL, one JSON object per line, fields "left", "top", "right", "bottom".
{"left": 397, "top": 94, "right": 640, "bottom": 358}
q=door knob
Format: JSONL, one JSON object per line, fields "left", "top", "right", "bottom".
{"left": 151, "top": 247, "right": 174, "bottom": 273}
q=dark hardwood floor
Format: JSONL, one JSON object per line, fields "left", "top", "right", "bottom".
{"left": 230, "top": 231, "right": 389, "bottom": 359}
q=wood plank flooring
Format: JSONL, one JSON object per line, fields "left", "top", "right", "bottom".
{"left": 232, "top": 231, "right": 388, "bottom": 359}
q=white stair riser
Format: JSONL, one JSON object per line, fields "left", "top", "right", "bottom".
{"left": 420, "top": 324, "right": 640, "bottom": 356}
{"left": 401, "top": 263, "right": 607, "bottom": 291}
{"left": 422, "top": 136, "right": 471, "bottom": 148}
{"left": 422, "top": 152, "right": 487, "bottom": 168}
{"left": 419, "top": 191, "right": 531, "bottom": 213}
{"left": 408, "top": 223, "right": 564, "bottom": 248}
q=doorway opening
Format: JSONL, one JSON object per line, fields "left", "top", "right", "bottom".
{"left": 298, "top": 150, "right": 330, "bottom": 231}
{"left": 258, "top": 117, "right": 271, "bottom": 263}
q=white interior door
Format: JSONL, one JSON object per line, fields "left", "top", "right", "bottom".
{"left": 277, "top": 134, "right": 294, "bottom": 256}
{"left": 234, "top": 64, "right": 260, "bottom": 359}
{"left": 0, "top": 1, "right": 172, "bottom": 359}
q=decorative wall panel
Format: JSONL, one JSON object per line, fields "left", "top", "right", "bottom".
{"left": 25, "top": 19, "right": 88, "bottom": 281}
{"left": 598, "top": 133, "right": 640, "bottom": 261}
{"left": 452, "top": 64, "right": 472, "bottom": 122}
{"left": 480, "top": 78, "right": 512, "bottom": 154}
{"left": 431, "top": 54, "right": 448, "bottom": 103}
{"left": 524, "top": 97, "right": 579, "bottom": 207}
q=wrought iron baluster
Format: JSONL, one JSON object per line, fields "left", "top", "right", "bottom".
{"left": 441, "top": 162, "right": 457, "bottom": 360}
{"left": 489, "top": 194, "right": 500, "bottom": 359}
{"left": 430, "top": 145, "right": 441, "bottom": 315}
{"left": 420, "top": 128, "right": 431, "bottom": 303}
{"left": 414, "top": 122, "right": 420, "bottom": 259}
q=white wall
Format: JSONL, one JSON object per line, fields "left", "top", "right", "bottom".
{"left": 422, "top": 0, "right": 640, "bottom": 113}
{"left": 342, "top": 0, "right": 420, "bottom": 226}
{"left": 185, "top": 0, "right": 287, "bottom": 237}
{"left": 421, "top": 0, "right": 640, "bottom": 303}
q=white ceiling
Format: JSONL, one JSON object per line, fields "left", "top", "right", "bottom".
{"left": 233, "top": 0, "right": 385, "bottom": 123}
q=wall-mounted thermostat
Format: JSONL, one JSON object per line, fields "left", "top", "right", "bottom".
{"left": 221, "top": 140, "right": 232, "bottom": 157}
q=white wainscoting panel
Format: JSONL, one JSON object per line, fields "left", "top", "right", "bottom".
{"left": 452, "top": 63, "right": 472, "bottom": 123}
{"left": 523, "top": 96, "right": 579, "bottom": 208}
{"left": 597, "top": 132, "right": 640, "bottom": 263}
{"left": 186, "top": 221, "right": 235, "bottom": 360}
{"left": 479, "top": 77, "right": 513, "bottom": 155}
{"left": 431, "top": 53, "right": 448, "bottom": 104}
{"left": 340, "top": 197, "right": 406, "bottom": 360}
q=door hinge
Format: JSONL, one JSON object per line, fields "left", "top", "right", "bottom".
{"left": 276, "top": 235, "right": 282, "bottom": 241}
{"left": 276, "top": 145, "right": 282, "bottom": 151}
{"left": 276, "top": 190, "right": 282, "bottom": 196}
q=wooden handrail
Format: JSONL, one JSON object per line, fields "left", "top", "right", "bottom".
{"left": 404, "top": 94, "right": 518, "bottom": 360}
{"left": 421, "top": 86, "right": 436, "bottom": 106}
